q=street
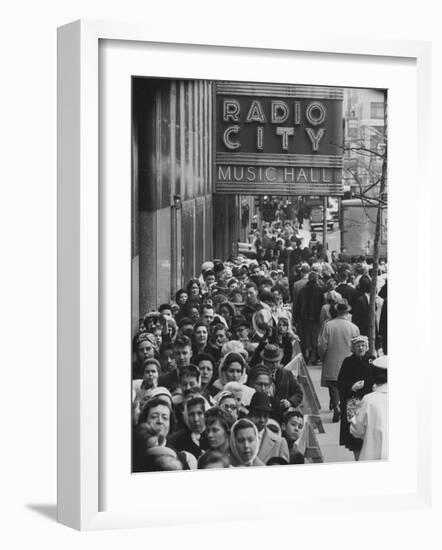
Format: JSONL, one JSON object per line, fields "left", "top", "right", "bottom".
{"left": 301, "top": 218, "right": 341, "bottom": 257}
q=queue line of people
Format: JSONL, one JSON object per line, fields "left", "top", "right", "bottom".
{"left": 132, "top": 217, "right": 388, "bottom": 471}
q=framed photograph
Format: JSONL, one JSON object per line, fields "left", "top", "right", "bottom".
{"left": 57, "top": 20, "right": 432, "bottom": 530}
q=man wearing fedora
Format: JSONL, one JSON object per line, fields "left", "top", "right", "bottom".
{"left": 259, "top": 343, "right": 303, "bottom": 414}
{"left": 318, "top": 300, "right": 360, "bottom": 422}
{"left": 248, "top": 392, "right": 290, "bottom": 464}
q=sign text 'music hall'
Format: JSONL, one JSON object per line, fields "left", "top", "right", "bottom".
{"left": 214, "top": 82, "right": 344, "bottom": 195}
{"left": 217, "top": 166, "right": 335, "bottom": 184}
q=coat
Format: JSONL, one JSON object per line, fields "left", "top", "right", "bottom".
{"left": 291, "top": 277, "right": 308, "bottom": 318}
{"left": 379, "top": 298, "right": 387, "bottom": 353}
{"left": 318, "top": 317, "right": 360, "bottom": 386}
{"left": 158, "top": 368, "right": 179, "bottom": 392}
{"left": 335, "top": 283, "right": 360, "bottom": 308}
{"left": 350, "top": 384, "right": 388, "bottom": 460}
{"left": 351, "top": 294, "right": 383, "bottom": 337}
{"left": 295, "top": 282, "right": 324, "bottom": 323}
{"left": 273, "top": 366, "right": 303, "bottom": 408}
{"left": 257, "top": 427, "right": 290, "bottom": 464}
{"left": 242, "top": 301, "right": 265, "bottom": 325}
{"left": 167, "top": 428, "right": 208, "bottom": 459}
{"left": 337, "top": 353, "right": 374, "bottom": 451}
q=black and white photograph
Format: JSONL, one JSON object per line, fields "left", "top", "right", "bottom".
{"left": 4, "top": 0, "right": 438, "bottom": 541}
{"left": 131, "top": 78, "right": 388, "bottom": 473}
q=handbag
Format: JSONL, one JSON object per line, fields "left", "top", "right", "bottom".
{"left": 346, "top": 396, "right": 362, "bottom": 421}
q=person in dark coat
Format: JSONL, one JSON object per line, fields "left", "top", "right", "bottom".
{"left": 335, "top": 269, "right": 359, "bottom": 308}
{"left": 351, "top": 275, "right": 383, "bottom": 339}
{"left": 167, "top": 394, "right": 209, "bottom": 459}
{"left": 259, "top": 344, "right": 303, "bottom": 412}
{"left": 337, "top": 335, "right": 374, "bottom": 460}
{"left": 351, "top": 275, "right": 372, "bottom": 336}
{"left": 281, "top": 410, "right": 305, "bottom": 464}
{"left": 379, "top": 297, "right": 387, "bottom": 354}
{"left": 247, "top": 363, "right": 283, "bottom": 423}
{"left": 294, "top": 271, "right": 324, "bottom": 364}
{"left": 379, "top": 280, "right": 388, "bottom": 354}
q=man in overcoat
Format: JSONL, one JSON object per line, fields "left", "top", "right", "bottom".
{"left": 294, "top": 271, "right": 324, "bottom": 365}
{"left": 260, "top": 344, "right": 304, "bottom": 413}
{"left": 248, "top": 392, "right": 289, "bottom": 464}
{"left": 318, "top": 301, "right": 360, "bottom": 421}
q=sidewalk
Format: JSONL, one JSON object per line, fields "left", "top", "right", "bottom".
{"left": 307, "top": 364, "right": 355, "bottom": 463}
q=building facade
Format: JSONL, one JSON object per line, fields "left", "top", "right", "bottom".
{"left": 132, "top": 78, "right": 344, "bottom": 329}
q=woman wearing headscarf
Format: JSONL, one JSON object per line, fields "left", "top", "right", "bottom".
{"left": 337, "top": 335, "right": 375, "bottom": 460}
{"left": 212, "top": 352, "right": 255, "bottom": 406}
{"left": 132, "top": 331, "right": 159, "bottom": 380}
{"left": 229, "top": 418, "right": 264, "bottom": 467}
{"left": 216, "top": 390, "right": 240, "bottom": 425}
{"left": 275, "top": 311, "right": 299, "bottom": 366}
{"left": 222, "top": 382, "right": 253, "bottom": 418}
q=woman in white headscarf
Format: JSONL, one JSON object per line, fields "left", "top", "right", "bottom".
{"left": 229, "top": 418, "right": 264, "bottom": 467}
{"left": 212, "top": 352, "right": 255, "bottom": 406}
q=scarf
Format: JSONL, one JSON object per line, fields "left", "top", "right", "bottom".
{"left": 229, "top": 419, "right": 260, "bottom": 466}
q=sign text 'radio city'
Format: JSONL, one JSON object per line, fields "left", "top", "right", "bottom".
{"left": 221, "top": 99, "right": 328, "bottom": 152}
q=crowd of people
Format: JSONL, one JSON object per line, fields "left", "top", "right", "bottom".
{"left": 132, "top": 210, "right": 388, "bottom": 472}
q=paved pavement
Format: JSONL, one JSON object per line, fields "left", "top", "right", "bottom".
{"left": 307, "top": 363, "right": 355, "bottom": 463}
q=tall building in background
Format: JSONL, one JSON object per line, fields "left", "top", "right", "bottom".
{"left": 343, "top": 89, "right": 387, "bottom": 199}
